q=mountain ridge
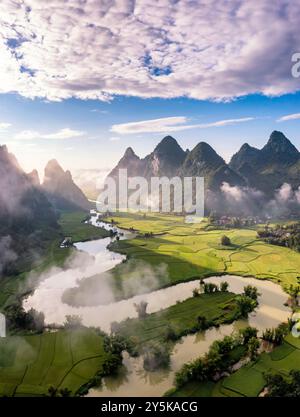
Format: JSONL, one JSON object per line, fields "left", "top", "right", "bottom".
{"left": 108, "top": 130, "right": 300, "bottom": 194}
{"left": 229, "top": 131, "right": 300, "bottom": 193}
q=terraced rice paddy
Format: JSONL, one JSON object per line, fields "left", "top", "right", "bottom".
{"left": 75, "top": 212, "right": 300, "bottom": 303}
{"left": 0, "top": 329, "right": 112, "bottom": 397}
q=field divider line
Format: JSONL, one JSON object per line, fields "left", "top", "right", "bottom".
{"left": 221, "top": 384, "right": 247, "bottom": 397}
{"left": 40, "top": 332, "right": 58, "bottom": 386}
{"left": 19, "top": 334, "right": 43, "bottom": 389}
{"left": 56, "top": 354, "right": 103, "bottom": 390}
{"left": 12, "top": 365, "right": 29, "bottom": 397}
{"left": 69, "top": 331, "right": 74, "bottom": 366}
{"left": 284, "top": 339, "right": 300, "bottom": 351}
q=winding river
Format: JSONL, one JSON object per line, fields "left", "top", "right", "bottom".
{"left": 23, "top": 214, "right": 290, "bottom": 397}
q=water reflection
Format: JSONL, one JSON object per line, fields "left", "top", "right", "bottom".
{"left": 23, "top": 214, "right": 290, "bottom": 396}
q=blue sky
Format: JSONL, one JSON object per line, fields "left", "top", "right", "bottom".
{"left": 1, "top": 92, "right": 300, "bottom": 176}
{"left": 1, "top": 1, "right": 300, "bottom": 177}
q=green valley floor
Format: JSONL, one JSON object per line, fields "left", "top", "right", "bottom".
{"left": 68, "top": 212, "right": 300, "bottom": 305}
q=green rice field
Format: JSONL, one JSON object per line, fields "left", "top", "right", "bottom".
{"left": 0, "top": 328, "right": 112, "bottom": 397}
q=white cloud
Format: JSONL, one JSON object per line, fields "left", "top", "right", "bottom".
{"left": 15, "top": 128, "right": 85, "bottom": 140}
{"left": 0, "top": 122, "right": 11, "bottom": 129}
{"left": 15, "top": 130, "right": 40, "bottom": 140}
{"left": 111, "top": 116, "right": 187, "bottom": 134}
{"left": 91, "top": 109, "right": 109, "bottom": 114}
{"left": 111, "top": 116, "right": 254, "bottom": 134}
{"left": 0, "top": 1, "right": 300, "bottom": 102}
{"left": 42, "top": 128, "right": 85, "bottom": 139}
{"left": 277, "top": 113, "right": 300, "bottom": 122}
{"left": 109, "top": 136, "right": 121, "bottom": 141}
{"left": 202, "top": 118, "right": 255, "bottom": 127}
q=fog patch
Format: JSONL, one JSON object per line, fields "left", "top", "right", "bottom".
{"left": 266, "top": 183, "right": 300, "bottom": 217}
{"left": 116, "top": 260, "right": 169, "bottom": 299}
{"left": 214, "top": 182, "right": 265, "bottom": 216}
{"left": 0, "top": 236, "right": 17, "bottom": 275}
{"left": 216, "top": 181, "right": 300, "bottom": 218}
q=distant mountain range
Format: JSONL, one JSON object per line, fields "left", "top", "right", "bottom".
{"left": 108, "top": 131, "right": 300, "bottom": 196}
{"left": 1, "top": 129, "right": 300, "bottom": 278}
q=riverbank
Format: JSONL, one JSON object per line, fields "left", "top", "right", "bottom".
{"left": 0, "top": 211, "right": 104, "bottom": 312}
{"left": 114, "top": 291, "right": 252, "bottom": 351}
{"left": 58, "top": 210, "right": 110, "bottom": 242}
{"left": 168, "top": 333, "right": 300, "bottom": 397}
{"left": 64, "top": 211, "right": 300, "bottom": 307}
{"left": 18, "top": 211, "right": 293, "bottom": 397}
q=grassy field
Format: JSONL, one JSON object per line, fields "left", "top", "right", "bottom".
{"left": 58, "top": 211, "right": 110, "bottom": 242}
{"left": 69, "top": 212, "right": 300, "bottom": 304}
{"left": 0, "top": 328, "right": 113, "bottom": 397}
{"left": 115, "top": 291, "right": 240, "bottom": 349}
{"left": 111, "top": 212, "right": 300, "bottom": 286}
{"left": 168, "top": 334, "right": 300, "bottom": 397}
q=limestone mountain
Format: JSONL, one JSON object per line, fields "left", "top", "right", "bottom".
{"left": 108, "top": 147, "right": 142, "bottom": 179}
{"left": 107, "top": 136, "right": 187, "bottom": 181}
{"left": 108, "top": 136, "right": 245, "bottom": 191}
{"left": 27, "top": 169, "right": 40, "bottom": 187}
{"left": 43, "top": 159, "right": 90, "bottom": 211}
{"left": 142, "top": 136, "right": 186, "bottom": 178}
{"left": 229, "top": 131, "right": 300, "bottom": 193}
{"left": 261, "top": 131, "right": 299, "bottom": 165}
{"left": 108, "top": 130, "right": 300, "bottom": 197}
{"left": 229, "top": 143, "right": 261, "bottom": 173}
{"left": 0, "top": 145, "right": 59, "bottom": 278}
{"left": 178, "top": 142, "right": 245, "bottom": 189}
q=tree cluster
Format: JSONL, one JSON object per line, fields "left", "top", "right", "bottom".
{"left": 175, "top": 326, "right": 259, "bottom": 388}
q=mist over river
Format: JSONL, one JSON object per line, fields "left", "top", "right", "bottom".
{"left": 23, "top": 214, "right": 290, "bottom": 396}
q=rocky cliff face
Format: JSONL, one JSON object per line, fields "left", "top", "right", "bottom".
{"left": 43, "top": 159, "right": 90, "bottom": 211}
{"left": 229, "top": 131, "right": 300, "bottom": 194}
{"left": 142, "top": 136, "right": 187, "bottom": 178}
{"left": 27, "top": 169, "right": 40, "bottom": 187}
{"left": 0, "top": 145, "right": 59, "bottom": 277}
{"left": 108, "top": 147, "right": 142, "bottom": 179}
{"left": 108, "top": 136, "right": 244, "bottom": 191}
{"left": 178, "top": 141, "right": 245, "bottom": 189}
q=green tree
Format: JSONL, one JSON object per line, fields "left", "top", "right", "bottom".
{"left": 163, "top": 324, "right": 178, "bottom": 341}
{"left": 221, "top": 235, "right": 231, "bottom": 246}
{"left": 197, "top": 315, "right": 208, "bottom": 330}
{"left": 243, "top": 285, "right": 260, "bottom": 301}
{"left": 59, "top": 388, "right": 72, "bottom": 397}
{"left": 247, "top": 336, "right": 260, "bottom": 359}
{"left": 134, "top": 301, "right": 148, "bottom": 319}
{"left": 64, "top": 315, "right": 82, "bottom": 329}
{"left": 204, "top": 283, "right": 219, "bottom": 294}
{"left": 47, "top": 386, "right": 58, "bottom": 397}
{"left": 236, "top": 295, "right": 257, "bottom": 317}
{"left": 143, "top": 342, "right": 170, "bottom": 371}
{"left": 264, "top": 371, "right": 300, "bottom": 397}
{"left": 193, "top": 288, "right": 200, "bottom": 297}
{"left": 239, "top": 326, "right": 258, "bottom": 345}
{"left": 220, "top": 281, "right": 229, "bottom": 292}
